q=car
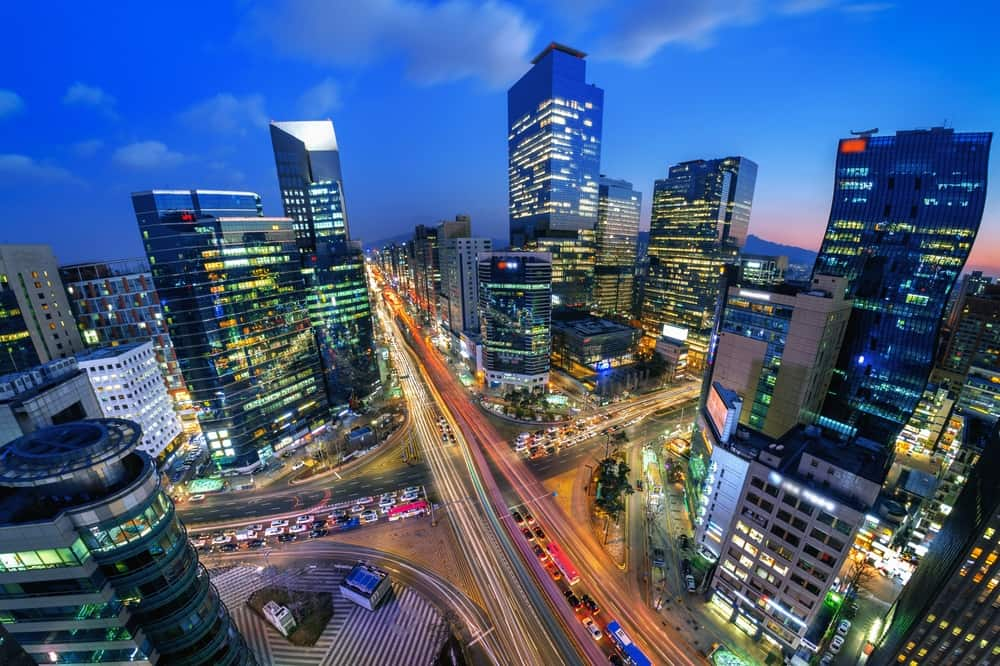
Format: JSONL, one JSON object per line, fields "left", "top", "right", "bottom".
{"left": 403, "top": 486, "right": 421, "bottom": 495}
{"left": 212, "top": 535, "right": 232, "bottom": 545}
{"left": 329, "top": 509, "right": 348, "bottom": 520}
{"left": 249, "top": 523, "right": 264, "bottom": 532}
{"left": 247, "top": 539, "right": 265, "bottom": 549}
{"left": 533, "top": 527, "right": 546, "bottom": 540}
{"left": 679, "top": 534, "right": 690, "bottom": 549}
{"left": 401, "top": 492, "right": 420, "bottom": 503}
{"left": 652, "top": 548, "right": 665, "bottom": 568}
{"left": 522, "top": 528, "right": 535, "bottom": 541}
{"left": 308, "top": 529, "right": 328, "bottom": 539}
{"left": 218, "top": 542, "right": 238, "bottom": 552}
{"left": 581, "top": 594, "right": 600, "bottom": 614}
{"left": 566, "top": 594, "right": 583, "bottom": 610}
{"left": 609, "top": 654, "right": 624, "bottom": 665}
{"left": 548, "top": 564, "right": 562, "bottom": 580}
{"left": 361, "top": 510, "right": 379, "bottom": 524}
{"left": 512, "top": 510, "right": 524, "bottom": 524}
{"left": 524, "top": 513, "right": 536, "bottom": 525}
{"left": 837, "top": 619, "right": 852, "bottom": 636}
{"left": 582, "top": 617, "right": 603, "bottom": 640}
{"left": 291, "top": 461, "right": 305, "bottom": 471}
{"left": 685, "top": 574, "right": 697, "bottom": 592}
{"left": 819, "top": 655, "right": 834, "bottom": 666}
{"left": 311, "top": 518, "right": 327, "bottom": 528}
{"left": 264, "top": 526, "right": 284, "bottom": 537}
{"left": 189, "top": 494, "right": 206, "bottom": 503}
{"left": 296, "top": 514, "right": 314, "bottom": 524}
{"left": 830, "top": 635, "right": 844, "bottom": 653}
{"left": 681, "top": 558, "right": 692, "bottom": 575}
{"left": 277, "top": 533, "right": 295, "bottom": 542}
{"left": 288, "top": 524, "right": 308, "bottom": 534}
{"left": 532, "top": 544, "right": 547, "bottom": 560}
{"left": 270, "top": 519, "right": 289, "bottom": 528}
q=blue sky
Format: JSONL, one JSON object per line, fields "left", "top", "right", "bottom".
{"left": 2, "top": 1, "right": 999, "bottom": 270}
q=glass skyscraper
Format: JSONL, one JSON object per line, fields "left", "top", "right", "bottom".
{"left": 813, "top": 128, "right": 992, "bottom": 446}
{"left": 270, "top": 121, "right": 378, "bottom": 405}
{"left": 594, "top": 176, "right": 641, "bottom": 319}
{"left": 133, "top": 190, "right": 328, "bottom": 469}
{"left": 641, "top": 157, "right": 757, "bottom": 369}
{"left": 508, "top": 43, "right": 603, "bottom": 309}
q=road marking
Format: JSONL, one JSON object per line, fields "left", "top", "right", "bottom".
{"left": 467, "top": 626, "right": 496, "bottom": 647}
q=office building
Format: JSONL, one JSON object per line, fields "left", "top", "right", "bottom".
{"left": 813, "top": 128, "right": 992, "bottom": 447}
{"left": 0, "top": 357, "right": 101, "bottom": 445}
{"left": 270, "top": 120, "right": 379, "bottom": 404}
{"left": 76, "top": 342, "right": 184, "bottom": 461}
{"left": 0, "top": 244, "right": 85, "bottom": 375}
{"left": 935, "top": 283, "right": 1000, "bottom": 385}
{"left": 412, "top": 224, "right": 440, "bottom": 323}
{"left": 594, "top": 177, "right": 641, "bottom": 318}
{"left": 59, "top": 258, "right": 195, "bottom": 432}
{"left": 894, "top": 384, "right": 956, "bottom": 455}
{"left": 739, "top": 254, "right": 788, "bottom": 287}
{"left": 133, "top": 189, "right": 328, "bottom": 470}
{"left": 711, "top": 276, "right": 852, "bottom": 438}
{"left": 551, "top": 310, "right": 641, "bottom": 376}
{"left": 479, "top": 252, "right": 552, "bottom": 390}
{"left": 641, "top": 157, "right": 758, "bottom": 370}
{"left": 943, "top": 270, "right": 993, "bottom": 334}
{"left": 440, "top": 236, "right": 491, "bottom": 337}
{"left": 508, "top": 43, "right": 603, "bottom": 308}
{"left": 872, "top": 421, "right": 1000, "bottom": 665}
{"left": 0, "top": 419, "right": 256, "bottom": 665}
{"left": 955, "top": 365, "right": 1000, "bottom": 425}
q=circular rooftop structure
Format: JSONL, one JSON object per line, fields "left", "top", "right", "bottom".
{"left": 0, "top": 419, "right": 142, "bottom": 487}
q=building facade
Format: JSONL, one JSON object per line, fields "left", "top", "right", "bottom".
{"left": 711, "top": 276, "right": 852, "bottom": 438}
{"left": 478, "top": 252, "right": 552, "bottom": 390}
{"left": 440, "top": 236, "right": 491, "bottom": 337}
{"left": 641, "top": 157, "right": 758, "bottom": 370}
{"left": 508, "top": 43, "right": 603, "bottom": 309}
{"left": 76, "top": 342, "right": 184, "bottom": 462}
{"left": 411, "top": 224, "right": 440, "bottom": 324}
{"left": 0, "top": 419, "right": 256, "bottom": 665}
{"left": 0, "top": 244, "right": 85, "bottom": 375}
{"left": 738, "top": 254, "right": 788, "bottom": 287}
{"left": 935, "top": 283, "right": 1000, "bottom": 385}
{"left": 594, "top": 176, "right": 641, "bottom": 318}
{"left": 0, "top": 357, "right": 101, "bottom": 445}
{"left": 813, "top": 128, "right": 992, "bottom": 447}
{"left": 133, "top": 190, "right": 328, "bottom": 470}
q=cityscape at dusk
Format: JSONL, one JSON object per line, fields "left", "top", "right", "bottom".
{"left": 2, "top": 3, "right": 999, "bottom": 666}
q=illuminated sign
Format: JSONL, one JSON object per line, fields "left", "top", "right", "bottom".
{"left": 497, "top": 260, "right": 519, "bottom": 270}
{"left": 706, "top": 383, "right": 740, "bottom": 444}
{"left": 596, "top": 360, "right": 611, "bottom": 371}
{"left": 738, "top": 289, "right": 771, "bottom": 301}
{"left": 745, "top": 261, "right": 762, "bottom": 269}
{"left": 662, "top": 324, "right": 689, "bottom": 342}
{"left": 839, "top": 138, "right": 867, "bottom": 154}
{"left": 180, "top": 212, "right": 195, "bottom": 221}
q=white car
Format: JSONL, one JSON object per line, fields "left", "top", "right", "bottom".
{"left": 400, "top": 491, "right": 420, "bottom": 502}
{"left": 270, "top": 519, "right": 289, "bottom": 528}
{"left": 829, "top": 634, "right": 845, "bottom": 654}
{"left": 291, "top": 461, "right": 305, "bottom": 471}
{"left": 361, "top": 510, "right": 379, "bottom": 524}
{"left": 836, "top": 618, "right": 852, "bottom": 636}
{"left": 289, "top": 524, "right": 308, "bottom": 534}
{"left": 819, "top": 655, "right": 834, "bottom": 666}
{"left": 264, "top": 526, "right": 284, "bottom": 537}
{"left": 189, "top": 494, "right": 206, "bottom": 503}
{"left": 211, "top": 535, "right": 232, "bottom": 545}
{"left": 581, "top": 617, "right": 602, "bottom": 640}
{"left": 296, "top": 514, "right": 314, "bottom": 524}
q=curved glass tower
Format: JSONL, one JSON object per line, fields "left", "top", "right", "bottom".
{"left": 0, "top": 419, "right": 256, "bottom": 665}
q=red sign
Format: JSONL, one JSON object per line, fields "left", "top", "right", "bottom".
{"left": 839, "top": 138, "right": 867, "bottom": 154}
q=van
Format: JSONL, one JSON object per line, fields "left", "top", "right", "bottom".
{"left": 652, "top": 548, "right": 665, "bottom": 568}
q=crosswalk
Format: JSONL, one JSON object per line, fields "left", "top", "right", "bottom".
{"left": 211, "top": 566, "right": 448, "bottom": 666}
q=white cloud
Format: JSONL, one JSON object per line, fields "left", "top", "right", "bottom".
{"left": 72, "top": 139, "right": 104, "bottom": 157}
{"left": 63, "top": 82, "right": 118, "bottom": 117}
{"left": 247, "top": 0, "right": 537, "bottom": 88}
{"left": 113, "top": 141, "right": 185, "bottom": 169}
{"left": 840, "top": 3, "right": 894, "bottom": 14}
{"left": 299, "top": 78, "right": 341, "bottom": 117}
{"left": 0, "top": 154, "right": 81, "bottom": 184}
{"left": 179, "top": 93, "right": 268, "bottom": 135}
{"left": 0, "top": 90, "right": 25, "bottom": 118}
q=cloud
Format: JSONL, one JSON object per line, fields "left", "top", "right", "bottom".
{"left": 0, "top": 154, "right": 81, "bottom": 184}
{"left": 63, "top": 82, "right": 118, "bottom": 117}
{"left": 72, "top": 139, "right": 104, "bottom": 157}
{"left": 299, "top": 78, "right": 341, "bottom": 117}
{"left": 840, "top": 2, "right": 894, "bottom": 14}
{"left": 179, "top": 93, "right": 268, "bottom": 135}
{"left": 113, "top": 141, "right": 185, "bottom": 169}
{"left": 246, "top": 0, "right": 537, "bottom": 88}
{"left": 0, "top": 90, "right": 25, "bottom": 118}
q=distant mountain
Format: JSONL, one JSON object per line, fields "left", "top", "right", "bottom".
{"left": 362, "top": 231, "right": 412, "bottom": 250}
{"left": 744, "top": 234, "right": 817, "bottom": 266}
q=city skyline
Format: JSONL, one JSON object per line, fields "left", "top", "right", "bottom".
{"left": 3, "top": 2, "right": 999, "bottom": 272}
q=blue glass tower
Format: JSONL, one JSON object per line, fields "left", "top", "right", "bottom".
{"left": 508, "top": 43, "right": 603, "bottom": 308}
{"left": 814, "top": 128, "right": 992, "bottom": 446}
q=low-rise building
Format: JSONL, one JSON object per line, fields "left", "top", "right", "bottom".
{"left": 0, "top": 357, "right": 100, "bottom": 445}
{"left": 550, "top": 310, "right": 642, "bottom": 394}
{"left": 262, "top": 601, "right": 297, "bottom": 637}
{"left": 340, "top": 562, "right": 392, "bottom": 611}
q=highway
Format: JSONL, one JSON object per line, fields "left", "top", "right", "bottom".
{"left": 382, "top": 282, "right": 707, "bottom": 666}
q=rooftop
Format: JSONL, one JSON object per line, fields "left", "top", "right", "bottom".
{"left": 342, "top": 562, "right": 388, "bottom": 597}
{"left": 75, "top": 341, "right": 150, "bottom": 363}
{"left": 551, "top": 310, "right": 638, "bottom": 337}
{"left": 531, "top": 42, "right": 586, "bottom": 64}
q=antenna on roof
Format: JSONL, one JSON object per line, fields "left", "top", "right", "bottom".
{"left": 850, "top": 128, "right": 878, "bottom": 137}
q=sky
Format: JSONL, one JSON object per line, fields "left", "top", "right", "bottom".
{"left": 1, "top": 1, "right": 999, "bottom": 271}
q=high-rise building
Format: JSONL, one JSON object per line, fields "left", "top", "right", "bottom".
{"left": 813, "top": 128, "right": 992, "bottom": 447}
{"left": 59, "top": 258, "right": 196, "bottom": 432}
{"left": 0, "top": 244, "right": 85, "bottom": 375}
{"left": 0, "top": 419, "right": 256, "bottom": 665}
{"left": 440, "top": 236, "right": 491, "bottom": 336}
{"left": 133, "top": 190, "right": 328, "bottom": 470}
{"left": 269, "top": 120, "right": 378, "bottom": 404}
{"left": 412, "top": 224, "right": 440, "bottom": 323}
{"left": 738, "top": 254, "right": 788, "bottom": 287}
{"left": 76, "top": 342, "right": 184, "bottom": 461}
{"left": 935, "top": 283, "right": 1000, "bottom": 385}
{"left": 0, "top": 357, "right": 101, "bottom": 444}
{"left": 641, "top": 157, "right": 758, "bottom": 370}
{"left": 594, "top": 176, "right": 641, "bottom": 318}
{"left": 871, "top": 421, "right": 1000, "bottom": 665}
{"left": 711, "top": 276, "right": 852, "bottom": 438}
{"left": 478, "top": 252, "right": 552, "bottom": 390}
{"left": 508, "top": 43, "right": 603, "bottom": 309}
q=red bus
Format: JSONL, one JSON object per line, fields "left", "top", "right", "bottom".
{"left": 388, "top": 500, "right": 428, "bottom": 522}
{"left": 546, "top": 541, "right": 580, "bottom": 585}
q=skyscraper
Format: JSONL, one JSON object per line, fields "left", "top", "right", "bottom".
{"left": 594, "top": 176, "right": 641, "bottom": 318}
{"left": 641, "top": 157, "right": 757, "bottom": 370}
{"left": 479, "top": 252, "right": 552, "bottom": 390}
{"left": 412, "top": 224, "right": 440, "bottom": 323}
{"left": 0, "top": 244, "right": 85, "bottom": 375}
{"left": 269, "top": 121, "right": 378, "bottom": 404}
{"left": 813, "top": 128, "right": 992, "bottom": 446}
{"left": 133, "top": 190, "right": 328, "bottom": 470}
{"left": 440, "top": 236, "right": 491, "bottom": 337}
{"left": 0, "top": 419, "right": 256, "bottom": 665}
{"left": 508, "top": 43, "right": 603, "bottom": 309}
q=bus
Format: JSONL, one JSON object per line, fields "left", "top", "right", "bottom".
{"left": 545, "top": 541, "right": 580, "bottom": 585}
{"left": 388, "top": 500, "right": 428, "bottom": 522}
{"left": 606, "top": 620, "right": 652, "bottom": 666}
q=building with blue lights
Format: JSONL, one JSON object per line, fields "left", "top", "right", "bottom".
{"left": 813, "top": 128, "right": 992, "bottom": 447}
{"left": 508, "top": 43, "right": 603, "bottom": 309}
{"left": 594, "top": 176, "right": 641, "bottom": 318}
